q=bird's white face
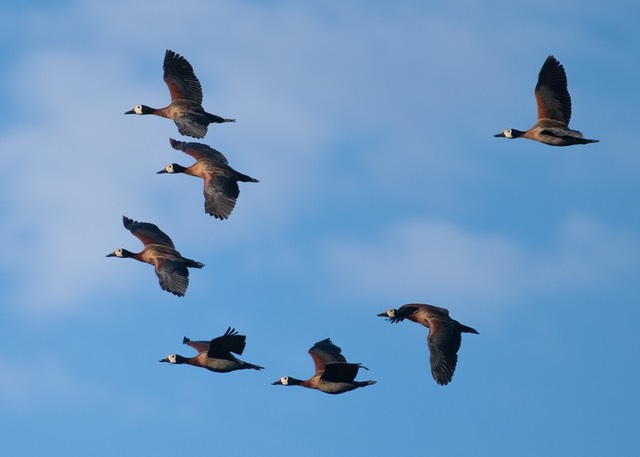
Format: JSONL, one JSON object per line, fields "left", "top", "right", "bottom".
{"left": 165, "top": 354, "right": 177, "bottom": 364}
{"left": 133, "top": 105, "right": 143, "bottom": 115}
{"left": 385, "top": 309, "right": 396, "bottom": 318}
{"left": 112, "top": 248, "right": 124, "bottom": 257}
{"left": 503, "top": 129, "right": 514, "bottom": 138}
{"left": 279, "top": 376, "right": 290, "bottom": 385}
{"left": 164, "top": 164, "right": 175, "bottom": 173}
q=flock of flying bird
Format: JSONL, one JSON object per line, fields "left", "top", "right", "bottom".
{"left": 106, "top": 50, "right": 598, "bottom": 394}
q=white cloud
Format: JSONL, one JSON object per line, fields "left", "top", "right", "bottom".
{"left": 0, "top": 50, "right": 168, "bottom": 315}
{"left": 323, "top": 215, "right": 640, "bottom": 311}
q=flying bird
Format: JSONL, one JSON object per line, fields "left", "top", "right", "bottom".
{"left": 494, "top": 55, "right": 598, "bottom": 146}
{"left": 160, "top": 328, "right": 263, "bottom": 373}
{"left": 272, "top": 338, "right": 376, "bottom": 394}
{"left": 158, "top": 138, "right": 259, "bottom": 220}
{"left": 378, "top": 303, "right": 478, "bottom": 385}
{"left": 106, "top": 215, "right": 204, "bottom": 297}
{"left": 125, "top": 49, "right": 234, "bottom": 138}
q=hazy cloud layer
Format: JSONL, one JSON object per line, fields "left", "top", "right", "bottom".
{"left": 1, "top": 1, "right": 636, "bottom": 320}
{"left": 1, "top": 2, "right": 639, "bottom": 457}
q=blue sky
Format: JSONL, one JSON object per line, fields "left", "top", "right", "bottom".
{"left": 1, "top": 0, "right": 639, "bottom": 455}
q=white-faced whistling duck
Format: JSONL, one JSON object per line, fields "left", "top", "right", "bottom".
{"left": 160, "top": 328, "right": 263, "bottom": 373}
{"left": 272, "top": 338, "right": 376, "bottom": 395}
{"left": 125, "top": 49, "right": 234, "bottom": 139}
{"left": 157, "top": 138, "right": 259, "bottom": 220}
{"left": 378, "top": 304, "right": 478, "bottom": 386}
{"left": 106, "top": 215, "right": 204, "bottom": 297}
{"left": 494, "top": 55, "right": 598, "bottom": 146}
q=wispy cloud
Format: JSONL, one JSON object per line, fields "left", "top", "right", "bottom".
{"left": 323, "top": 214, "right": 640, "bottom": 311}
{"left": 0, "top": 48, "right": 168, "bottom": 315}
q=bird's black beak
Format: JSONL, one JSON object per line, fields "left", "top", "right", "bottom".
{"left": 159, "top": 358, "right": 170, "bottom": 363}
{"left": 105, "top": 252, "right": 116, "bottom": 257}
{"left": 494, "top": 132, "right": 506, "bottom": 137}
{"left": 157, "top": 169, "right": 168, "bottom": 174}
{"left": 272, "top": 379, "right": 284, "bottom": 385}
{"left": 377, "top": 312, "right": 388, "bottom": 317}
{"left": 124, "top": 109, "right": 135, "bottom": 115}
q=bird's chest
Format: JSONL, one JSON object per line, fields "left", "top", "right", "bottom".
{"left": 187, "top": 161, "right": 211, "bottom": 177}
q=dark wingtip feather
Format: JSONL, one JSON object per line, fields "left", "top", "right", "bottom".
{"left": 169, "top": 138, "right": 186, "bottom": 150}
{"left": 224, "top": 327, "right": 238, "bottom": 337}
{"left": 460, "top": 324, "right": 479, "bottom": 334}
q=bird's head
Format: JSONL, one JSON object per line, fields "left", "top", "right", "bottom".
{"left": 125, "top": 104, "right": 153, "bottom": 115}
{"left": 378, "top": 308, "right": 404, "bottom": 323}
